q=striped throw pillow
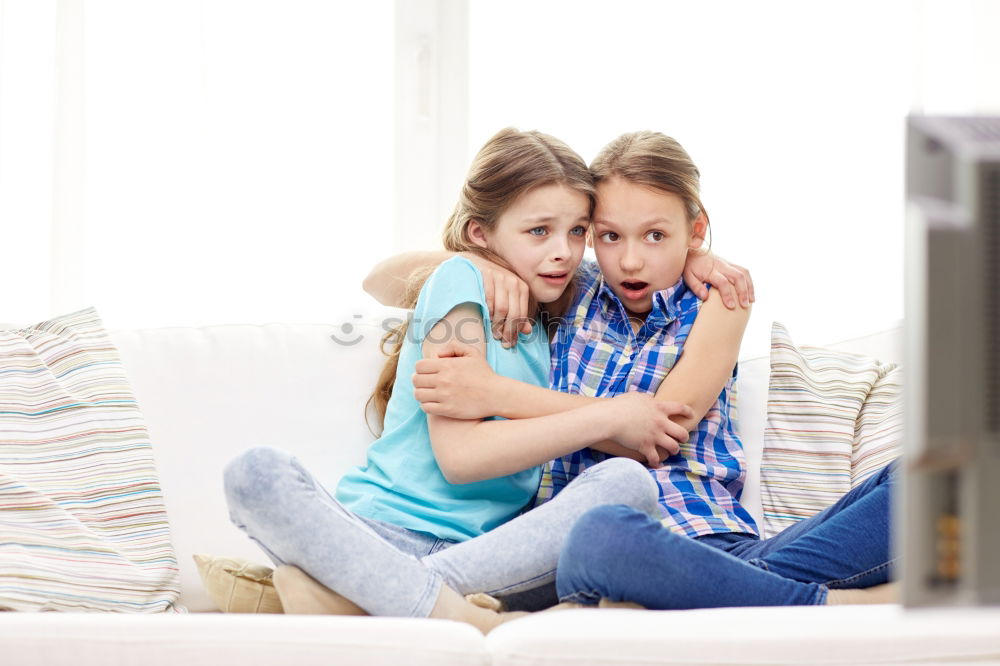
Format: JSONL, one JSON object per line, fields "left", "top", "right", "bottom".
{"left": 852, "top": 364, "right": 903, "bottom": 486}
{"left": 760, "top": 323, "right": 901, "bottom": 538}
{"left": 0, "top": 308, "right": 181, "bottom": 612}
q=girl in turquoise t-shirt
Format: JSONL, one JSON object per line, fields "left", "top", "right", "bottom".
{"left": 223, "top": 127, "right": 694, "bottom": 633}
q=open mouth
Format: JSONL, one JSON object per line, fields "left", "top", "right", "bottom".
{"left": 620, "top": 280, "right": 650, "bottom": 300}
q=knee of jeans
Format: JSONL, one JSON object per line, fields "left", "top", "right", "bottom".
{"left": 223, "top": 446, "right": 293, "bottom": 514}
{"left": 564, "top": 505, "right": 640, "bottom": 565}
{"left": 593, "top": 457, "right": 659, "bottom": 515}
{"left": 558, "top": 505, "right": 637, "bottom": 594}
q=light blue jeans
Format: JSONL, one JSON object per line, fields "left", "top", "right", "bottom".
{"left": 224, "top": 446, "right": 659, "bottom": 617}
{"left": 556, "top": 461, "right": 897, "bottom": 608}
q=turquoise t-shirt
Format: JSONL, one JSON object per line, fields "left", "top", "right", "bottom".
{"left": 335, "top": 256, "right": 550, "bottom": 541}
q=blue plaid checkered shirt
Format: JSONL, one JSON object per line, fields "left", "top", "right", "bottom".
{"left": 536, "top": 259, "right": 759, "bottom": 537}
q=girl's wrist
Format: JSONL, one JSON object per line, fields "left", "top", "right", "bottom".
{"left": 586, "top": 400, "right": 618, "bottom": 443}
{"left": 489, "top": 374, "right": 516, "bottom": 418}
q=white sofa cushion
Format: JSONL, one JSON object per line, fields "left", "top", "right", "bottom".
{"left": 0, "top": 613, "right": 488, "bottom": 666}
{"left": 109, "top": 307, "right": 405, "bottom": 611}
{"left": 486, "top": 605, "right": 1000, "bottom": 665}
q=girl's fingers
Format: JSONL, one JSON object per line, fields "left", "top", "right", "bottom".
{"left": 411, "top": 373, "right": 436, "bottom": 389}
{"left": 642, "top": 445, "right": 662, "bottom": 469}
{"left": 660, "top": 437, "right": 681, "bottom": 457}
{"left": 738, "top": 265, "right": 755, "bottom": 304}
{"left": 492, "top": 281, "right": 509, "bottom": 342}
{"left": 656, "top": 401, "right": 693, "bottom": 420}
{"left": 737, "top": 273, "right": 752, "bottom": 308}
{"left": 483, "top": 274, "right": 495, "bottom": 317}
{"left": 711, "top": 270, "right": 738, "bottom": 309}
{"left": 723, "top": 265, "right": 751, "bottom": 308}
{"left": 683, "top": 266, "right": 710, "bottom": 301}
{"left": 500, "top": 275, "right": 526, "bottom": 346}
{"left": 415, "top": 357, "right": 446, "bottom": 373}
{"left": 420, "top": 401, "right": 444, "bottom": 415}
{"left": 665, "top": 420, "right": 689, "bottom": 444}
{"left": 721, "top": 262, "right": 755, "bottom": 306}
{"left": 503, "top": 279, "right": 524, "bottom": 346}
{"left": 519, "top": 283, "right": 530, "bottom": 333}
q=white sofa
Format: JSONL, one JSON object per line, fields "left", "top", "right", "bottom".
{"left": 3, "top": 304, "right": 999, "bottom": 666}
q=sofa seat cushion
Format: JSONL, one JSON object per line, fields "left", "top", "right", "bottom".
{"left": 0, "top": 613, "right": 488, "bottom": 666}
{"left": 486, "top": 605, "right": 1000, "bottom": 665}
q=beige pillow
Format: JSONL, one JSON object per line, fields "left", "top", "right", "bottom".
{"left": 193, "top": 554, "right": 283, "bottom": 613}
{"left": 1, "top": 308, "right": 181, "bottom": 612}
{"left": 760, "top": 323, "right": 902, "bottom": 538}
{"left": 852, "top": 364, "right": 903, "bottom": 485}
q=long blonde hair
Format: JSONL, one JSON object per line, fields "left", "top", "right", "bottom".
{"left": 590, "top": 131, "right": 709, "bottom": 235}
{"left": 367, "top": 127, "right": 595, "bottom": 432}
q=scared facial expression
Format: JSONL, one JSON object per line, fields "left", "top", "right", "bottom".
{"left": 592, "top": 176, "right": 705, "bottom": 318}
{"left": 469, "top": 183, "right": 590, "bottom": 304}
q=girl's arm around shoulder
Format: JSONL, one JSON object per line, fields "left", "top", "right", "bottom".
{"left": 653, "top": 289, "right": 750, "bottom": 431}
{"left": 422, "top": 306, "right": 676, "bottom": 482}
{"left": 363, "top": 251, "right": 455, "bottom": 307}
{"left": 365, "top": 251, "right": 532, "bottom": 346}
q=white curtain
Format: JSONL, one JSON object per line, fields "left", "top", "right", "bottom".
{"left": 1, "top": 1, "right": 59, "bottom": 326}
{"left": 2, "top": 0, "right": 395, "bottom": 329}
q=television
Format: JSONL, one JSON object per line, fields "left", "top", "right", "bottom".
{"left": 902, "top": 115, "right": 1000, "bottom": 606}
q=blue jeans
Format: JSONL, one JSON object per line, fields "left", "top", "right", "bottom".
{"left": 556, "top": 461, "right": 897, "bottom": 608}
{"left": 224, "top": 446, "right": 660, "bottom": 617}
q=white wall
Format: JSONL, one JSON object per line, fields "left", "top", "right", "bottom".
{"left": 467, "top": 0, "right": 995, "bottom": 355}
{"left": 1, "top": 0, "right": 996, "bottom": 338}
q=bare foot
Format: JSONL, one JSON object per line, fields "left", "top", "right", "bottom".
{"left": 465, "top": 592, "right": 504, "bottom": 612}
{"left": 485, "top": 610, "right": 531, "bottom": 634}
{"left": 272, "top": 566, "right": 368, "bottom": 616}
{"left": 825, "top": 582, "right": 899, "bottom": 605}
{"left": 543, "top": 599, "right": 643, "bottom": 611}
{"left": 431, "top": 584, "right": 533, "bottom": 634}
